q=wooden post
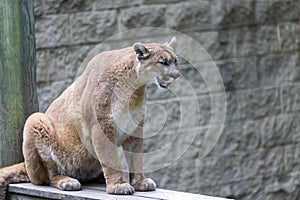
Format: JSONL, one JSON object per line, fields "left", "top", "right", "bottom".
{"left": 0, "top": 0, "right": 38, "bottom": 167}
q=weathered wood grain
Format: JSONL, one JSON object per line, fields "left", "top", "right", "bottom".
{"left": 0, "top": 0, "right": 38, "bottom": 167}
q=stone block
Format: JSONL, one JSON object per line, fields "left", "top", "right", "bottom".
{"left": 143, "top": 129, "right": 176, "bottom": 154}
{"left": 195, "top": 156, "right": 242, "bottom": 187}
{"left": 95, "top": 0, "right": 142, "bottom": 10}
{"left": 226, "top": 88, "right": 280, "bottom": 123}
{"left": 240, "top": 147, "right": 284, "bottom": 179}
{"left": 192, "top": 30, "right": 235, "bottom": 60}
{"left": 36, "top": 45, "right": 94, "bottom": 84}
{"left": 196, "top": 62, "right": 227, "bottom": 93}
{"left": 197, "top": 178, "right": 264, "bottom": 200}
{"left": 257, "top": 53, "right": 300, "bottom": 87}
{"left": 173, "top": 66, "right": 208, "bottom": 96}
{"left": 165, "top": 1, "right": 211, "bottom": 31}
{"left": 71, "top": 11, "right": 118, "bottom": 44}
{"left": 51, "top": 46, "right": 94, "bottom": 80}
{"left": 285, "top": 144, "right": 300, "bottom": 172}
{"left": 178, "top": 127, "right": 206, "bottom": 160}
{"left": 217, "top": 58, "right": 258, "bottom": 91}
{"left": 194, "top": 25, "right": 277, "bottom": 59}
{"left": 37, "top": 79, "right": 73, "bottom": 112}
{"left": 120, "top": 5, "right": 166, "bottom": 30}
{"left": 234, "top": 25, "right": 277, "bottom": 57}
{"left": 209, "top": 120, "right": 260, "bottom": 157}
{"left": 278, "top": 21, "right": 300, "bottom": 52}
{"left": 198, "top": 25, "right": 277, "bottom": 59}
{"left": 196, "top": 96, "right": 213, "bottom": 127}
{"left": 255, "top": 0, "right": 299, "bottom": 24}
{"left": 38, "top": 0, "right": 61, "bottom": 15}
{"left": 142, "top": 0, "right": 182, "bottom": 4}
{"left": 144, "top": 99, "right": 181, "bottom": 132}
{"left": 42, "top": 0, "right": 93, "bottom": 14}
{"left": 145, "top": 96, "right": 205, "bottom": 130}
{"left": 145, "top": 92, "right": 225, "bottom": 132}
{"left": 35, "top": 14, "right": 71, "bottom": 49}
{"left": 227, "top": 178, "right": 264, "bottom": 200}
{"left": 212, "top": 0, "right": 255, "bottom": 28}
{"left": 261, "top": 115, "right": 300, "bottom": 147}
{"left": 143, "top": 127, "right": 206, "bottom": 170}
{"left": 145, "top": 159, "right": 198, "bottom": 191}
{"left": 281, "top": 83, "right": 300, "bottom": 113}
{"left": 36, "top": 50, "right": 50, "bottom": 83}
{"left": 33, "top": 0, "right": 43, "bottom": 17}
{"left": 265, "top": 172, "right": 300, "bottom": 200}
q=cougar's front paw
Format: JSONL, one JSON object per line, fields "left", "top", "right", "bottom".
{"left": 50, "top": 176, "right": 81, "bottom": 191}
{"left": 107, "top": 182, "right": 135, "bottom": 195}
{"left": 132, "top": 178, "right": 156, "bottom": 191}
{"left": 59, "top": 178, "right": 81, "bottom": 191}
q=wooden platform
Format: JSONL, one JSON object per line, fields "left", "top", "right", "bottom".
{"left": 7, "top": 183, "right": 232, "bottom": 200}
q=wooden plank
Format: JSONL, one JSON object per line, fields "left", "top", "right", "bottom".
{"left": 0, "top": 0, "right": 38, "bottom": 167}
{"left": 9, "top": 183, "right": 233, "bottom": 200}
{"left": 134, "top": 189, "right": 231, "bottom": 200}
{"left": 8, "top": 183, "right": 155, "bottom": 200}
{"left": 82, "top": 184, "right": 232, "bottom": 200}
{"left": 8, "top": 193, "right": 51, "bottom": 200}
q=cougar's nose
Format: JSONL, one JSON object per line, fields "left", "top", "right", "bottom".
{"left": 172, "top": 69, "right": 180, "bottom": 79}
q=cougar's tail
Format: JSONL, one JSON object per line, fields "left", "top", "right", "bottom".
{"left": 0, "top": 162, "right": 29, "bottom": 200}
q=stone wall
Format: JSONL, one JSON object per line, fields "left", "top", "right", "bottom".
{"left": 34, "top": 0, "right": 300, "bottom": 199}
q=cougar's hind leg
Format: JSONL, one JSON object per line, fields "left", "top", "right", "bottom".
{"left": 23, "top": 113, "right": 81, "bottom": 191}
{"left": 23, "top": 112, "right": 54, "bottom": 185}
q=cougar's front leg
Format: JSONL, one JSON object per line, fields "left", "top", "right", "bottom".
{"left": 122, "top": 123, "right": 156, "bottom": 191}
{"left": 91, "top": 122, "right": 134, "bottom": 194}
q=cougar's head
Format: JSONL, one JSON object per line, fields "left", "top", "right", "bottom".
{"left": 133, "top": 37, "right": 180, "bottom": 89}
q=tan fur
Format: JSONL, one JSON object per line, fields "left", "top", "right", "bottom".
{"left": 0, "top": 163, "right": 29, "bottom": 199}
{"left": 0, "top": 39, "right": 179, "bottom": 197}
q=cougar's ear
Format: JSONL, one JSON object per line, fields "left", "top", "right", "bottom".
{"left": 165, "top": 36, "right": 176, "bottom": 48}
{"left": 134, "top": 43, "right": 150, "bottom": 60}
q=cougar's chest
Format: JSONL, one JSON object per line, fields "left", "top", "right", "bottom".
{"left": 113, "top": 102, "right": 144, "bottom": 146}
{"left": 110, "top": 85, "right": 146, "bottom": 145}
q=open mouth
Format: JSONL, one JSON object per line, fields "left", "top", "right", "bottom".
{"left": 156, "top": 77, "right": 174, "bottom": 88}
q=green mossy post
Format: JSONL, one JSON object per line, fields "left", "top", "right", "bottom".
{"left": 0, "top": 0, "right": 38, "bottom": 167}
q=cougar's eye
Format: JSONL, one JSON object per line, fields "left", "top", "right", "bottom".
{"left": 175, "top": 58, "right": 177, "bottom": 64}
{"left": 159, "top": 60, "right": 168, "bottom": 66}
